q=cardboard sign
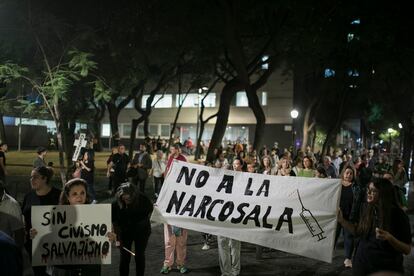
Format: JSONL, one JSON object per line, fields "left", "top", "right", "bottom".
{"left": 32, "top": 204, "right": 112, "bottom": 266}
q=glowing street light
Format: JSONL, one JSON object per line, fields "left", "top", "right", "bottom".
{"left": 290, "top": 109, "right": 299, "bottom": 119}
{"left": 290, "top": 109, "right": 299, "bottom": 152}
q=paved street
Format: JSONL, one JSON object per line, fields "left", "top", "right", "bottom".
{"left": 8, "top": 175, "right": 414, "bottom": 275}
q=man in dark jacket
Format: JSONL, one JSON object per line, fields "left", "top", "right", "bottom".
{"left": 131, "top": 143, "right": 152, "bottom": 193}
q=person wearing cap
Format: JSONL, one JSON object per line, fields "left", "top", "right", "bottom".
{"left": 33, "top": 146, "right": 47, "bottom": 168}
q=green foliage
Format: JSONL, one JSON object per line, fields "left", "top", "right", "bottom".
{"left": 379, "top": 129, "right": 400, "bottom": 141}
{"left": 315, "top": 130, "right": 327, "bottom": 147}
{"left": 0, "top": 49, "right": 97, "bottom": 117}
{"left": 68, "top": 50, "right": 97, "bottom": 77}
{"left": 368, "top": 104, "right": 383, "bottom": 123}
{"left": 93, "top": 80, "right": 112, "bottom": 102}
{"left": 0, "top": 63, "right": 28, "bottom": 83}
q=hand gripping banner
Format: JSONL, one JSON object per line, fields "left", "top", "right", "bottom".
{"left": 152, "top": 160, "right": 341, "bottom": 263}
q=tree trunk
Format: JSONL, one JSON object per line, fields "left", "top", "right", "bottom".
{"left": 129, "top": 116, "right": 146, "bottom": 158}
{"left": 321, "top": 126, "right": 335, "bottom": 158}
{"left": 0, "top": 113, "right": 6, "bottom": 144}
{"left": 107, "top": 103, "right": 120, "bottom": 147}
{"left": 301, "top": 100, "right": 316, "bottom": 152}
{"left": 402, "top": 122, "right": 413, "bottom": 173}
{"left": 195, "top": 121, "right": 206, "bottom": 161}
{"left": 246, "top": 86, "right": 266, "bottom": 150}
{"left": 207, "top": 79, "right": 243, "bottom": 162}
{"left": 90, "top": 122, "right": 102, "bottom": 152}
{"left": 311, "top": 127, "right": 317, "bottom": 152}
{"left": 143, "top": 117, "right": 149, "bottom": 138}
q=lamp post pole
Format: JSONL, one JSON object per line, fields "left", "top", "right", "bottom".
{"left": 398, "top": 123, "right": 403, "bottom": 157}
{"left": 290, "top": 109, "right": 299, "bottom": 155}
{"left": 195, "top": 87, "right": 208, "bottom": 160}
{"left": 387, "top": 128, "right": 393, "bottom": 156}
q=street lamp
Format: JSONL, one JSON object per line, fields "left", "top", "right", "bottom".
{"left": 387, "top": 128, "right": 394, "bottom": 154}
{"left": 195, "top": 87, "right": 208, "bottom": 159}
{"left": 370, "top": 131, "right": 375, "bottom": 147}
{"left": 290, "top": 109, "right": 299, "bottom": 153}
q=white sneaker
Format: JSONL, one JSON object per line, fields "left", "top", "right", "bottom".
{"left": 92, "top": 200, "right": 98, "bottom": 204}
{"left": 201, "top": 243, "right": 210, "bottom": 250}
{"left": 344, "top": 258, "right": 352, "bottom": 268}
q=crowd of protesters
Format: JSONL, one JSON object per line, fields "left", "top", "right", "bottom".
{"left": 0, "top": 136, "right": 412, "bottom": 276}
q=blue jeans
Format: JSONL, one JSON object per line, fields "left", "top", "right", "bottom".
{"left": 87, "top": 181, "right": 97, "bottom": 201}
{"left": 335, "top": 223, "right": 355, "bottom": 259}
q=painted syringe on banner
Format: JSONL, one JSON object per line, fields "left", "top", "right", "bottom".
{"left": 297, "top": 189, "right": 326, "bottom": 241}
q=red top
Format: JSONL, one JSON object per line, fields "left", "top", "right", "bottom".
{"left": 166, "top": 153, "right": 187, "bottom": 174}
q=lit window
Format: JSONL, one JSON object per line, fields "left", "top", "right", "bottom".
{"left": 261, "top": 55, "right": 269, "bottom": 70}
{"left": 203, "top": 93, "right": 216, "bottom": 107}
{"left": 347, "top": 33, "right": 359, "bottom": 42}
{"left": 261, "top": 92, "right": 267, "bottom": 106}
{"left": 161, "top": 124, "right": 170, "bottom": 137}
{"left": 122, "top": 124, "right": 131, "bottom": 137}
{"left": 236, "top": 91, "right": 248, "bottom": 107}
{"left": 349, "top": 84, "right": 358, "bottom": 89}
{"left": 348, "top": 69, "right": 359, "bottom": 77}
{"left": 176, "top": 93, "right": 216, "bottom": 108}
{"left": 149, "top": 125, "right": 158, "bottom": 136}
{"left": 351, "top": 19, "right": 360, "bottom": 25}
{"left": 176, "top": 93, "right": 199, "bottom": 107}
{"left": 141, "top": 94, "right": 172, "bottom": 108}
{"left": 324, "top": 68, "right": 336, "bottom": 78}
{"left": 101, "top": 124, "right": 110, "bottom": 137}
{"left": 138, "top": 124, "right": 144, "bottom": 137}
{"left": 115, "top": 97, "right": 134, "bottom": 108}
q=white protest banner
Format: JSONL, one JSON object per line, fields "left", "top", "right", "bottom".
{"left": 152, "top": 160, "right": 341, "bottom": 263}
{"left": 31, "top": 204, "right": 112, "bottom": 266}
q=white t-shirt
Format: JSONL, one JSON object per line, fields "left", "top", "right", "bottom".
{"left": 152, "top": 159, "right": 167, "bottom": 178}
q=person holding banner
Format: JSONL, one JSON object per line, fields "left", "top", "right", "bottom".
{"left": 335, "top": 165, "right": 362, "bottom": 268}
{"left": 338, "top": 178, "right": 412, "bottom": 275}
{"left": 161, "top": 143, "right": 189, "bottom": 274}
{"left": 217, "top": 158, "right": 244, "bottom": 276}
{"left": 112, "top": 182, "right": 153, "bottom": 276}
{"left": 276, "top": 157, "right": 296, "bottom": 176}
{"left": 22, "top": 166, "right": 61, "bottom": 276}
{"left": 297, "top": 156, "right": 316, "bottom": 177}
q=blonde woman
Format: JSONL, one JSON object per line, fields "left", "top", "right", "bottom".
{"left": 277, "top": 157, "right": 296, "bottom": 176}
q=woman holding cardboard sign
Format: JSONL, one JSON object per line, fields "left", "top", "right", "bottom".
{"left": 29, "top": 178, "right": 116, "bottom": 276}
{"left": 23, "top": 166, "right": 61, "bottom": 276}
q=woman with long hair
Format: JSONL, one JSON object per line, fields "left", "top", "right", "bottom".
{"left": 79, "top": 150, "right": 96, "bottom": 203}
{"left": 112, "top": 182, "right": 153, "bottom": 276}
{"left": 335, "top": 165, "right": 363, "bottom": 268}
{"left": 54, "top": 178, "right": 115, "bottom": 275}
{"left": 338, "top": 178, "right": 411, "bottom": 275}
{"left": 22, "top": 166, "right": 61, "bottom": 276}
{"left": 276, "top": 157, "right": 295, "bottom": 176}
{"left": 297, "top": 156, "right": 315, "bottom": 177}
{"left": 259, "top": 156, "right": 276, "bottom": 175}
